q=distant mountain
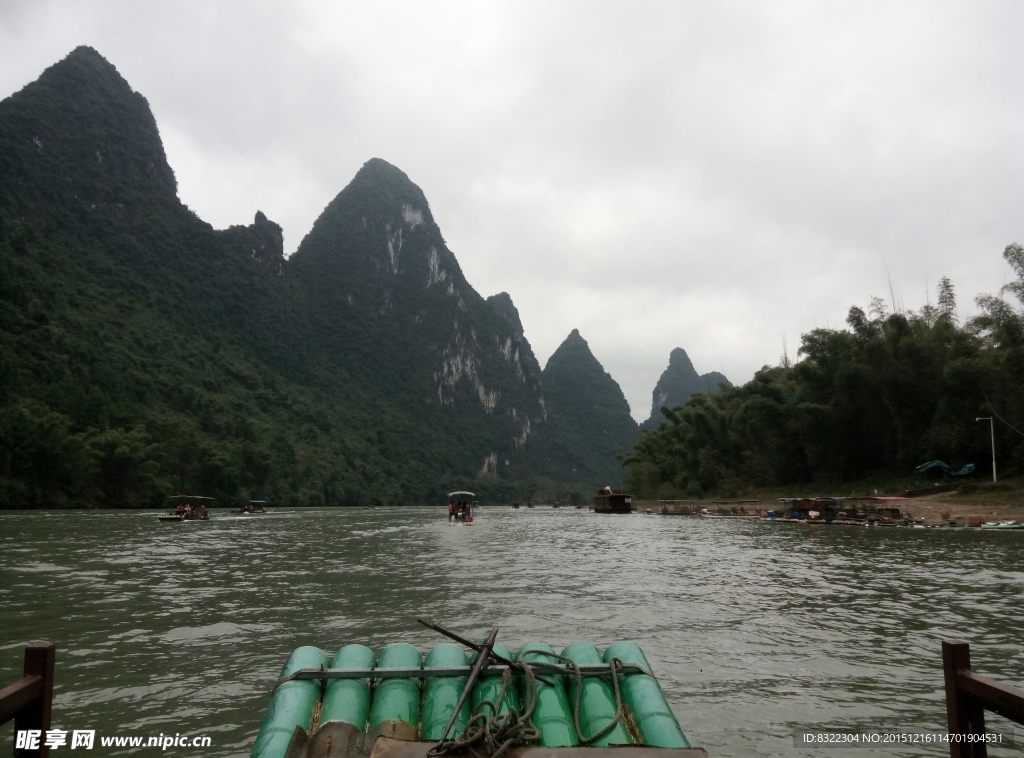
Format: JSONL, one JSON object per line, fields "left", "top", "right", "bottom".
{"left": 536, "top": 329, "right": 639, "bottom": 484}
{"left": 641, "top": 348, "right": 731, "bottom": 429}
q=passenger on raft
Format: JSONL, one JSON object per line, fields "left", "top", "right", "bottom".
{"left": 448, "top": 502, "right": 454, "bottom": 522}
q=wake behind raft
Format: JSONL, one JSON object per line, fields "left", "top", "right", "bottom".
{"left": 251, "top": 621, "right": 705, "bottom": 758}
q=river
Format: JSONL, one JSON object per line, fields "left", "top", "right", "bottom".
{"left": 1, "top": 507, "right": 1022, "bottom": 757}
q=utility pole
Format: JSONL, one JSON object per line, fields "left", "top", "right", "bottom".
{"left": 976, "top": 417, "right": 996, "bottom": 483}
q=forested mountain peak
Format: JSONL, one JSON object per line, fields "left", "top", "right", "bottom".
{"left": 537, "top": 329, "right": 639, "bottom": 484}
{"left": 290, "top": 158, "right": 547, "bottom": 474}
{"left": 668, "top": 347, "right": 695, "bottom": 372}
{"left": 0, "top": 45, "right": 178, "bottom": 217}
{"left": 486, "top": 292, "right": 524, "bottom": 336}
{"left": 641, "top": 347, "right": 731, "bottom": 428}
{"left": 544, "top": 329, "right": 611, "bottom": 375}
{"left": 291, "top": 157, "right": 466, "bottom": 300}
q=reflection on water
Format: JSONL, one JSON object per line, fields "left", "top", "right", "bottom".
{"left": 1, "top": 508, "right": 1022, "bottom": 757}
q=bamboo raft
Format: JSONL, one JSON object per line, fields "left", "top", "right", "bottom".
{"left": 251, "top": 622, "right": 705, "bottom": 758}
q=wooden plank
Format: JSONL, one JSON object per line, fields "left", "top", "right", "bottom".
{"left": 0, "top": 676, "right": 43, "bottom": 723}
{"left": 957, "top": 670, "right": 1024, "bottom": 724}
{"left": 369, "top": 737, "right": 709, "bottom": 758}
{"left": 14, "top": 643, "right": 55, "bottom": 758}
{"left": 942, "top": 640, "right": 987, "bottom": 758}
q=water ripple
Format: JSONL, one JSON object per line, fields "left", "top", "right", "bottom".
{"left": 1, "top": 508, "right": 1022, "bottom": 757}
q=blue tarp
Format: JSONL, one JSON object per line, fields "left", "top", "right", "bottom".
{"left": 915, "top": 460, "right": 976, "bottom": 477}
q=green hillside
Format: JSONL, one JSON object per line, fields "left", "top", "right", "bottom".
{"left": 0, "top": 46, "right": 643, "bottom": 508}
{"left": 536, "top": 330, "right": 640, "bottom": 484}
{"left": 0, "top": 47, "right": 420, "bottom": 507}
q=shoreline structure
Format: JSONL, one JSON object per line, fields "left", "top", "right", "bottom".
{"left": 637, "top": 496, "right": 1022, "bottom": 526}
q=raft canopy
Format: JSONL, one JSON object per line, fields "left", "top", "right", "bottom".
{"left": 169, "top": 495, "right": 215, "bottom": 506}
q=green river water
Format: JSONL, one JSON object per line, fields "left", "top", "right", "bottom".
{"left": 1, "top": 507, "right": 1022, "bottom": 757}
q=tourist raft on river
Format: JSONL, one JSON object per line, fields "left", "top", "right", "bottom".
{"left": 251, "top": 621, "right": 702, "bottom": 758}
{"left": 157, "top": 495, "right": 212, "bottom": 521}
{"left": 447, "top": 491, "right": 475, "bottom": 525}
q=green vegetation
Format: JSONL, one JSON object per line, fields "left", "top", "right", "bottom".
{"left": 624, "top": 255, "right": 1024, "bottom": 499}
{"left": 0, "top": 48, "right": 524, "bottom": 508}
{"left": 533, "top": 329, "right": 640, "bottom": 485}
{"left": 0, "top": 47, "right": 616, "bottom": 509}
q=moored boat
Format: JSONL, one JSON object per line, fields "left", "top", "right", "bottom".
{"left": 981, "top": 520, "right": 1023, "bottom": 529}
{"left": 592, "top": 487, "right": 634, "bottom": 514}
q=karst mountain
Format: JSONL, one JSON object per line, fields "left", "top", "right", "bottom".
{"left": 0, "top": 46, "right": 644, "bottom": 507}
{"left": 535, "top": 330, "right": 640, "bottom": 484}
{"left": 641, "top": 348, "right": 731, "bottom": 429}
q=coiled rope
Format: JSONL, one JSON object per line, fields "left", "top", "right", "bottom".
{"left": 428, "top": 652, "right": 626, "bottom": 758}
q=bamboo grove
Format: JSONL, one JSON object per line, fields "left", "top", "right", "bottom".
{"left": 622, "top": 245, "right": 1024, "bottom": 498}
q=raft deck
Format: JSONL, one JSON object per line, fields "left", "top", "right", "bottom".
{"left": 252, "top": 639, "right": 705, "bottom": 758}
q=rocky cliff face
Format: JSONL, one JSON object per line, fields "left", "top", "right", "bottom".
{"left": 486, "top": 291, "right": 544, "bottom": 402}
{"left": 535, "top": 329, "right": 639, "bottom": 484}
{"left": 642, "top": 347, "right": 731, "bottom": 428}
{"left": 289, "top": 159, "right": 547, "bottom": 475}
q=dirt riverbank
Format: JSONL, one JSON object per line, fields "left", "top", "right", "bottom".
{"left": 635, "top": 479, "right": 1024, "bottom": 525}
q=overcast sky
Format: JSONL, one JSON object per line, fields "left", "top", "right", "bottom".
{"left": 2, "top": 1, "right": 1022, "bottom": 421}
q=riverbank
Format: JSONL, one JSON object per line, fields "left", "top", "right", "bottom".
{"left": 634, "top": 477, "right": 1024, "bottom": 525}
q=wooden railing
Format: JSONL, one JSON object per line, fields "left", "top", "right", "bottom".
{"left": 943, "top": 639, "right": 1024, "bottom": 758}
{"left": 0, "top": 644, "right": 55, "bottom": 758}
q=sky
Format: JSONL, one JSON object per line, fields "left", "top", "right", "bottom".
{"left": 2, "top": 1, "right": 1022, "bottom": 421}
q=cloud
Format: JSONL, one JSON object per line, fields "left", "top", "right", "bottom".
{"left": 2, "top": 0, "right": 1022, "bottom": 420}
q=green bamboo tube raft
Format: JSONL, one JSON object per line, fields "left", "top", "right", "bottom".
{"left": 517, "top": 642, "right": 578, "bottom": 746}
{"left": 470, "top": 643, "right": 520, "bottom": 717}
{"left": 603, "top": 641, "right": 690, "bottom": 748}
{"left": 251, "top": 646, "right": 330, "bottom": 758}
{"left": 420, "top": 645, "right": 470, "bottom": 740}
{"left": 251, "top": 639, "right": 699, "bottom": 758}
{"left": 368, "top": 643, "right": 422, "bottom": 736}
{"left": 321, "top": 644, "right": 376, "bottom": 729}
{"left": 561, "top": 642, "right": 631, "bottom": 746}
